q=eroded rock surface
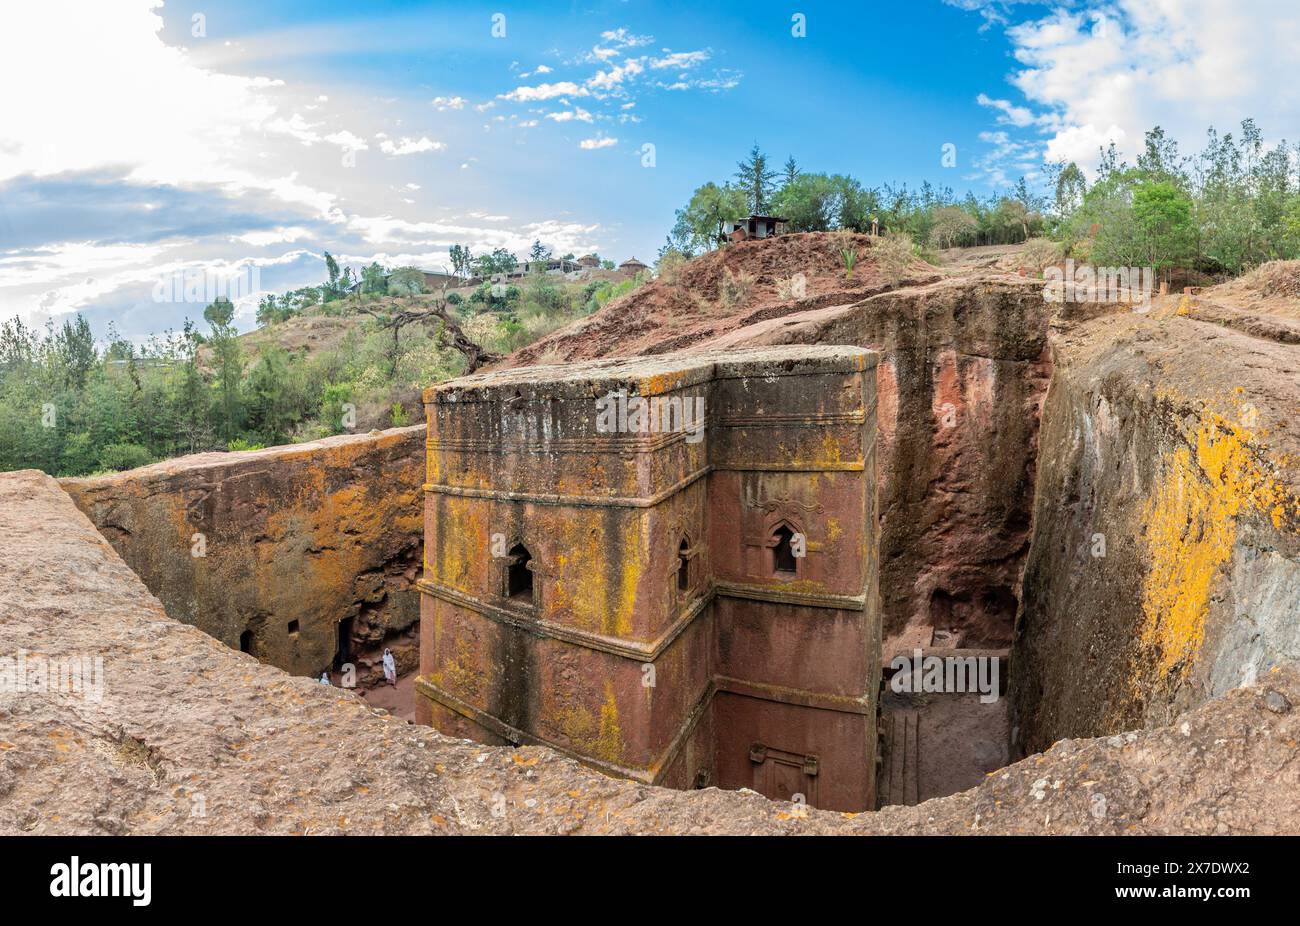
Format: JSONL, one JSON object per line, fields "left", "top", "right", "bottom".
{"left": 59, "top": 427, "right": 425, "bottom": 682}
{"left": 1016, "top": 301, "right": 1300, "bottom": 750}
{"left": 2, "top": 469, "right": 1297, "bottom": 835}
{"left": 692, "top": 276, "right": 1054, "bottom": 654}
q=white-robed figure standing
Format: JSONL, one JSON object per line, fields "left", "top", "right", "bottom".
{"left": 382, "top": 648, "right": 397, "bottom": 686}
{"left": 319, "top": 671, "right": 330, "bottom": 685}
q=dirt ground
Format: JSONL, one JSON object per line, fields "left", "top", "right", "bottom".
{"left": 359, "top": 672, "right": 417, "bottom": 723}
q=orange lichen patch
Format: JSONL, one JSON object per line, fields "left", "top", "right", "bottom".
{"left": 1140, "top": 410, "right": 1298, "bottom": 680}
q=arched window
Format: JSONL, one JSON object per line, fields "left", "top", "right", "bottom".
{"left": 506, "top": 543, "right": 533, "bottom": 602}
{"left": 677, "top": 537, "right": 692, "bottom": 592}
{"left": 239, "top": 629, "right": 254, "bottom": 655}
{"left": 772, "top": 525, "right": 797, "bottom": 575}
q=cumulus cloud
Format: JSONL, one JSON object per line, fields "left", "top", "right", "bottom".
{"left": 0, "top": 2, "right": 610, "bottom": 337}
{"left": 964, "top": 0, "right": 1300, "bottom": 177}
{"left": 579, "top": 136, "right": 618, "bottom": 150}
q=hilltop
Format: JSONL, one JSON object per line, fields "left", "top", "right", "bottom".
{"left": 504, "top": 232, "right": 942, "bottom": 367}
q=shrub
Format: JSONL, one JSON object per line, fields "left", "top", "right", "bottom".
{"left": 717, "top": 267, "right": 755, "bottom": 312}
{"left": 1018, "top": 237, "right": 1064, "bottom": 274}
{"left": 98, "top": 442, "right": 154, "bottom": 471}
{"left": 655, "top": 249, "right": 688, "bottom": 285}
{"left": 873, "top": 231, "right": 917, "bottom": 284}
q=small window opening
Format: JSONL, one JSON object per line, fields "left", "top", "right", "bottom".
{"left": 677, "top": 538, "right": 691, "bottom": 592}
{"left": 287, "top": 619, "right": 300, "bottom": 636}
{"left": 507, "top": 544, "right": 533, "bottom": 601}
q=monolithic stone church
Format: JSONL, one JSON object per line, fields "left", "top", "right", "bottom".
{"left": 415, "top": 345, "right": 881, "bottom": 811}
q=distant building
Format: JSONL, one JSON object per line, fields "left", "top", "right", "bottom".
{"left": 618, "top": 256, "right": 650, "bottom": 276}
{"left": 577, "top": 254, "right": 601, "bottom": 269}
{"left": 729, "top": 214, "right": 788, "bottom": 242}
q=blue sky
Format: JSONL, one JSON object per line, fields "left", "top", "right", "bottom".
{"left": 3, "top": 0, "right": 1297, "bottom": 340}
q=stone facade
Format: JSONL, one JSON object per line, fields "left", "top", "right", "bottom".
{"left": 415, "top": 346, "right": 881, "bottom": 811}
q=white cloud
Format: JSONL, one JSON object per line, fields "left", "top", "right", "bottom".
{"left": 976, "top": 93, "right": 1041, "bottom": 128}
{"left": 546, "top": 107, "right": 595, "bottom": 123}
{"left": 971, "top": 1, "right": 1300, "bottom": 175}
{"left": 650, "top": 50, "right": 711, "bottom": 69}
{"left": 323, "top": 130, "right": 369, "bottom": 151}
{"left": 379, "top": 136, "right": 446, "bottom": 156}
{"left": 499, "top": 80, "right": 589, "bottom": 102}
{"left": 579, "top": 136, "right": 618, "bottom": 150}
{"left": 588, "top": 58, "right": 645, "bottom": 92}
{"left": 432, "top": 95, "right": 466, "bottom": 110}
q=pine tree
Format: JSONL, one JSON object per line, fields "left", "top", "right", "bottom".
{"left": 735, "top": 144, "right": 777, "bottom": 214}
{"left": 781, "top": 156, "right": 799, "bottom": 191}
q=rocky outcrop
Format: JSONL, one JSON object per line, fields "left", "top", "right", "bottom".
{"left": 694, "top": 276, "right": 1054, "bottom": 654}
{"left": 2, "top": 468, "right": 1298, "bottom": 835}
{"left": 59, "top": 426, "right": 426, "bottom": 680}
{"left": 1015, "top": 303, "right": 1300, "bottom": 751}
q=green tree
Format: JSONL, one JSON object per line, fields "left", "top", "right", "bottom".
{"left": 203, "top": 297, "right": 243, "bottom": 442}
{"left": 449, "top": 244, "right": 473, "bottom": 278}
{"left": 929, "top": 205, "right": 979, "bottom": 249}
{"left": 735, "top": 143, "right": 777, "bottom": 213}
{"left": 670, "top": 182, "right": 748, "bottom": 253}
{"left": 361, "top": 262, "right": 389, "bottom": 295}
{"left": 472, "top": 248, "right": 519, "bottom": 277}
{"left": 387, "top": 267, "right": 427, "bottom": 297}
{"left": 780, "top": 156, "right": 799, "bottom": 190}
{"left": 1054, "top": 162, "right": 1087, "bottom": 217}
{"left": 1132, "top": 181, "right": 1195, "bottom": 281}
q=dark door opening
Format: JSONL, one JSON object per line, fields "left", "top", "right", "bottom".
{"left": 334, "top": 616, "right": 353, "bottom": 671}
{"left": 239, "top": 629, "right": 254, "bottom": 655}
{"left": 772, "top": 525, "right": 797, "bottom": 575}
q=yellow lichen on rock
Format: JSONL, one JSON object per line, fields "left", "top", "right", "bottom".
{"left": 554, "top": 682, "right": 625, "bottom": 765}
{"left": 1140, "top": 409, "right": 1296, "bottom": 680}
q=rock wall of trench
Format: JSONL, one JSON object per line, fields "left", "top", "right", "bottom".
{"left": 696, "top": 276, "right": 1054, "bottom": 653}
{"left": 5, "top": 467, "right": 1298, "bottom": 836}
{"left": 1015, "top": 306, "right": 1300, "bottom": 752}
{"left": 59, "top": 426, "right": 426, "bottom": 681}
